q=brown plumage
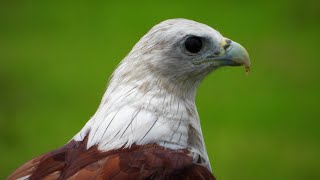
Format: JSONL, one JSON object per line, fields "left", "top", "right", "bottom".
{"left": 8, "top": 133, "right": 215, "bottom": 180}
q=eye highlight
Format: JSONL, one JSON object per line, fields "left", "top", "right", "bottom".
{"left": 185, "top": 36, "right": 203, "bottom": 53}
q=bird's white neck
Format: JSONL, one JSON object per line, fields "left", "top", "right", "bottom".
{"left": 73, "top": 56, "right": 211, "bottom": 169}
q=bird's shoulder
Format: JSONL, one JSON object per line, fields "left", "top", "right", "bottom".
{"left": 8, "top": 135, "right": 215, "bottom": 180}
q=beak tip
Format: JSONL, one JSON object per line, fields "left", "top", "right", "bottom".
{"left": 229, "top": 41, "right": 251, "bottom": 74}
{"left": 245, "top": 65, "right": 250, "bottom": 75}
{"left": 244, "top": 56, "right": 251, "bottom": 74}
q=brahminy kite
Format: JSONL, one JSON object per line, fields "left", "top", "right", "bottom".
{"left": 8, "top": 18, "right": 250, "bottom": 180}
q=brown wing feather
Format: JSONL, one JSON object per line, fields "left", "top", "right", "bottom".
{"left": 8, "top": 134, "right": 215, "bottom": 180}
{"left": 66, "top": 145, "right": 215, "bottom": 180}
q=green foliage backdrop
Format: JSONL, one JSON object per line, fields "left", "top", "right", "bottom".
{"left": 1, "top": 0, "right": 319, "bottom": 179}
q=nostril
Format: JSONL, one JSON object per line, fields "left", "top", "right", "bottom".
{"left": 223, "top": 39, "right": 232, "bottom": 50}
{"left": 225, "top": 39, "right": 232, "bottom": 44}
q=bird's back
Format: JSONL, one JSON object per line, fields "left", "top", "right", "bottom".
{"left": 8, "top": 134, "right": 215, "bottom": 180}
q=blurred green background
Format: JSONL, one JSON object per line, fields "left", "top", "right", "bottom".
{"left": 1, "top": 0, "right": 320, "bottom": 179}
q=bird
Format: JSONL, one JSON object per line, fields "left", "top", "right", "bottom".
{"left": 8, "top": 18, "right": 250, "bottom": 180}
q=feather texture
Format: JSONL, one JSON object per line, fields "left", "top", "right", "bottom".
{"left": 8, "top": 133, "right": 215, "bottom": 180}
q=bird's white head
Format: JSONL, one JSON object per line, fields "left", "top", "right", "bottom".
{"left": 112, "top": 18, "right": 250, "bottom": 98}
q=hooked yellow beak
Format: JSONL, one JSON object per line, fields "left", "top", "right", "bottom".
{"left": 210, "top": 38, "right": 251, "bottom": 73}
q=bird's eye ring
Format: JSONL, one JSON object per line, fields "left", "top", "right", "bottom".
{"left": 185, "top": 36, "right": 203, "bottom": 53}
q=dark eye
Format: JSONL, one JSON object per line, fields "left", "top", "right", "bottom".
{"left": 185, "top": 36, "right": 203, "bottom": 53}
